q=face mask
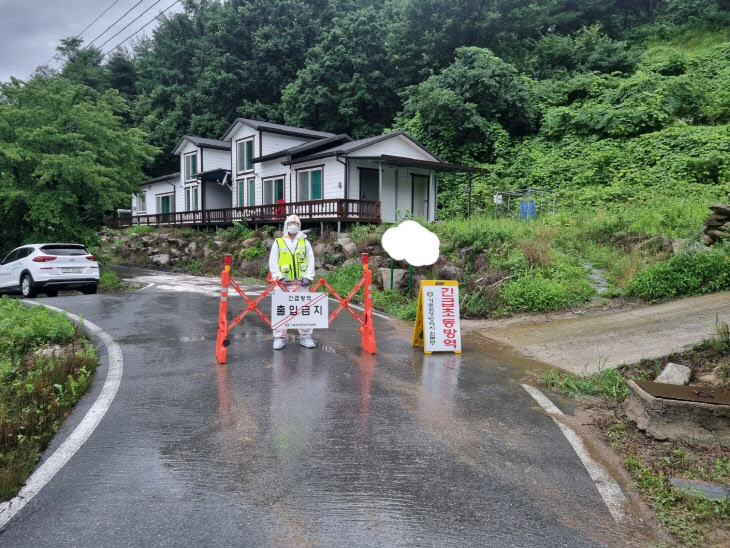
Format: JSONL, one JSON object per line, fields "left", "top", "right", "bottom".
{"left": 287, "top": 225, "right": 299, "bottom": 234}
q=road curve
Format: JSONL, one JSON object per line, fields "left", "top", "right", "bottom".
{"left": 0, "top": 270, "right": 660, "bottom": 547}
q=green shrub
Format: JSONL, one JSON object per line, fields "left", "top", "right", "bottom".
{"left": 98, "top": 270, "right": 125, "bottom": 293}
{"left": 219, "top": 222, "right": 255, "bottom": 241}
{"left": 0, "top": 304, "right": 98, "bottom": 499}
{"left": 500, "top": 261, "right": 595, "bottom": 312}
{"left": 0, "top": 297, "right": 75, "bottom": 357}
{"left": 625, "top": 243, "right": 730, "bottom": 300}
{"left": 242, "top": 246, "right": 266, "bottom": 260}
{"left": 125, "top": 226, "right": 154, "bottom": 235}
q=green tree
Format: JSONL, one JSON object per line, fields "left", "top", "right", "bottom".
{"left": 394, "top": 47, "right": 532, "bottom": 163}
{"left": 282, "top": 7, "right": 398, "bottom": 137}
{"left": 0, "top": 77, "right": 158, "bottom": 253}
{"left": 55, "top": 37, "right": 109, "bottom": 92}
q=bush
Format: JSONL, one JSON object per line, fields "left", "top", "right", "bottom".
{"left": 625, "top": 243, "right": 730, "bottom": 300}
{"left": 125, "top": 226, "right": 154, "bottom": 235}
{"left": 500, "top": 261, "right": 595, "bottom": 312}
{"left": 242, "top": 246, "right": 266, "bottom": 260}
{"left": 98, "top": 270, "right": 125, "bottom": 293}
{"left": 219, "top": 222, "right": 255, "bottom": 241}
{"left": 0, "top": 297, "right": 76, "bottom": 357}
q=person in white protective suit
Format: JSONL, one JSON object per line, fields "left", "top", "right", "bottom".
{"left": 268, "top": 214, "right": 317, "bottom": 350}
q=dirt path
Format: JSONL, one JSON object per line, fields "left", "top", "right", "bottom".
{"left": 465, "top": 292, "right": 730, "bottom": 375}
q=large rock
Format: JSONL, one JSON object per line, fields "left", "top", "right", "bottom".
{"left": 185, "top": 241, "right": 197, "bottom": 255}
{"left": 709, "top": 203, "right": 730, "bottom": 216}
{"left": 241, "top": 237, "right": 258, "bottom": 249}
{"left": 624, "top": 380, "right": 730, "bottom": 446}
{"left": 337, "top": 237, "right": 353, "bottom": 246}
{"left": 438, "top": 264, "right": 464, "bottom": 281}
{"left": 313, "top": 243, "right": 327, "bottom": 255}
{"left": 273, "top": 231, "right": 283, "bottom": 238}
{"left": 368, "top": 256, "right": 385, "bottom": 271}
{"left": 140, "top": 236, "right": 157, "bottom": 247}
{"left": 170, "top": 248, "right": 181, "bottom": 258}
{"left": 167, "top": 238, "right": 186, "bottom": 247}
{"left": 342, "top": 258, "right": 361, "bottom": 268}
{"left": 315, "top": 268, "right": 328, "bottom": 278}
{"left": 152, "top": 254, "right": 170, "bottom": 266}
{"left": 315, "top": 257, "right": 324, "bottom": 269}
{"left": 214, "top": 240, "right": 224, "bottom": 248}
{"left": 263, "top": 240, "right": 274, "bottom": 250}
{"left": 655, "top": 362, "right": 691, "bottom": 385}
{"left": 342, "top": 242, "right": 359, "bottom": 259}
{"left": 378, "top": 267, "right": 407, "bottom": 290}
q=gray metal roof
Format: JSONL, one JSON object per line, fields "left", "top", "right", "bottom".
{"left": 141, "top": 172, "right": 180, "bottom": 185}
{"left": 283, "top": 131, "right": 443, "bottom": 164}
{"left": 221, "top": 118, "right": 336, "bottom": 141}
{"left": 174, "top": 136, "right": 231, "bottom": 153}
{"left": 254, "top": 134, "right": 353, "bottom": 164}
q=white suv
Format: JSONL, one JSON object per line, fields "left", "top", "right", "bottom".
{"left": 0, "top": 244, "right": 100, "bottom": 298}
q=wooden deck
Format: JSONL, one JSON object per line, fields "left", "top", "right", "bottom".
{"left": 107, "top": 199, "right": 380, "bottom": 229}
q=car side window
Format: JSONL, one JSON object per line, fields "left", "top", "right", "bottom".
{"left": 17, "top": 248, "right": 31, "bottom": 260}
{"left": 2, "top": 250, "right": 20, "bottom": 264}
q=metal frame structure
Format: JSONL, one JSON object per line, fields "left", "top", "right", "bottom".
{"left": 493, "top": 188, "right": 556, "bottom": 219}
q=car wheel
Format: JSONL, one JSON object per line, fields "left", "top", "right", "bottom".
{"left": 45, "top": 289, "right": 59, "bottom": 297}
{"left": 20, "top": 274, "right": 38, "bottom": 298}
{"left": 82, "top": 284, "right": 97, "bottom": 295}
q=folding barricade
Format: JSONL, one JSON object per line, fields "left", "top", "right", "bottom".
{"left": 215, "top": 253, "right": 376, "bottom": 364}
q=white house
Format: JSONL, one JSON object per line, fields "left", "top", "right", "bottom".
{"left": 127, "top": 118, "right": 481, "bottom": 228}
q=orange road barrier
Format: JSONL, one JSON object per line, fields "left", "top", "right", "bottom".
{"left": 215, "top": 253, "right": 376, "bottom": 364}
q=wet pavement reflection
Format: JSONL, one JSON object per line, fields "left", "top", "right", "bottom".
{"left": 0, "top": 281, "right": 660, "bottom": 547}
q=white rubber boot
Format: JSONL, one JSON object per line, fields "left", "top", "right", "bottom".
{"left": 273, "top": 337, "right": 286, "bottom": 350}
{"left": 299, "top": 334, "right": 316, "bottom": 348}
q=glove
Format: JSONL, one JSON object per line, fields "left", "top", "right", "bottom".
{"left": 300, "top": 278, "right": 311, "bottom": 286}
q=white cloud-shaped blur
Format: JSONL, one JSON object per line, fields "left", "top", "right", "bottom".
{"left": 381, "top": 220, "right": 440, "bottom": 266}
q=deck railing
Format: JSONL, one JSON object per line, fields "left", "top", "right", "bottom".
{"left": 107, "top": 199, "right": 380, "bottom": 229}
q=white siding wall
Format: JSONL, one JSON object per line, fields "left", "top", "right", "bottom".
{"left": 288, "top": 157, "right": 345, "bottom": 202}
{"left": 352, "top": 135, "right": 439, "bottom": 161}
{"left": 346, "top": 158, "right": 435, "bottom": 223}
{"left": 178, "top": 141, "right": 198, "bottom": 212}
{"left": 229, "top": 123, "right": 257, "bottom": 207}
{"left": 261, "top": 133, "right": 315, "bottom": 156}
{"left": 135, "top": 181, "right": 178, "bottom": 215}
{"left": 202, "top": 148, "right": 230, "bottom": 173}
{"left": 257, "top": 159, "right": 290, "bottom": 204}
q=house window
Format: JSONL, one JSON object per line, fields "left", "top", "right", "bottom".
{"left": 156, "top": 193, "right": 174, "bottom": 214}
{"left": 136, "top": 192, "right": 147, "bottom": 213}
{"left": 185, "top": 186, "right": 199, "bottom": 211}
{"left": 248, "top": 178, "right": 255, "bottom": 206}
{"left": 263, "top": 177, "right": 285, "bottom": 205}
{"left": 184, "top": 152, "right": 198, "bottom": 182}
{"left": 236, "top": 138, "right": 254, "bottom": 173}
{"left": 237, "top": 180, "right": 244, "bottom": 207}
{"left": 298, "top": 168, "right": 322, "bottom": 201}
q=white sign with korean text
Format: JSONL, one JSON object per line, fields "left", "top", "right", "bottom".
{"left": 423, "top": 285, "right": 461, "bottom": 352}
{"left": 271, "top": 289, "right": 329, "bottom": 330}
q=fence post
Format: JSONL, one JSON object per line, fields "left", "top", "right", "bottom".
{"left": 359, "top": 253, "right": 376, "bottom": 354}
{"left": 216, "top": 254, "right": 233, "bottom": 364}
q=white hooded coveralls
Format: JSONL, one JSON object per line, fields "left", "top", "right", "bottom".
{"left": 269, "top": 215, "right": 316, "bottom": 337}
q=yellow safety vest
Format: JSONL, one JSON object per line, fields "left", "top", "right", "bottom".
{"left": 276, "top": 237, "right": 308, "bottom": 281}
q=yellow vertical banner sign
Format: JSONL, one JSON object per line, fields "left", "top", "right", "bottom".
{"left": 412, "top": 281, "right": 461, "bottom": 354}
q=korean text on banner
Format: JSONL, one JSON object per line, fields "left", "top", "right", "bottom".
{"left": 271, "top": 289, "right": 329, "bottom": 330}
{"left": 413, "top": 281, "right": 461, "bottom": 354}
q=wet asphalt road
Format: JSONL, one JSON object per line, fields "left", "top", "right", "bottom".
{"left": 0, "top": 271, "right": 647, "bottom": 547}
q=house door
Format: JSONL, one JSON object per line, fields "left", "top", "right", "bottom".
{"left": 360, "top": 169, "right": 379, "bottom": 201}
{"left": 160, "top": 195, "right": 171, "bottom": 213}
{"left": 412, "top": 175, "right": 429, "bottom": 219}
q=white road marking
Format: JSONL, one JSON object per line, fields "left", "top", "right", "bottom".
{"left": 520, "top": 383, "right": 627, "bottom": 522}
{"left": 0, "top": 304, "right": 123, "bottom": 530}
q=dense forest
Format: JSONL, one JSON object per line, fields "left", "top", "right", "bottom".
{"left": 3, "top": 0, "right": 730, "bottom": 243}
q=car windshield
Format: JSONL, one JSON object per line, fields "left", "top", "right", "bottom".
{"left": 40, "top": 245, "right": 88, "bottom": 256}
